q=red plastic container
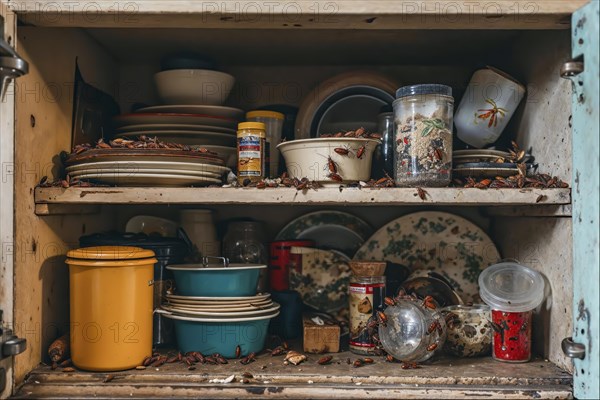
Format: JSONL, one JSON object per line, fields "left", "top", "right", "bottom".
{"left": 269, "top": 240, "right": 314, "bottom": 291}
{"left": 491, "top": 310, "right": 532, "bottom": 362}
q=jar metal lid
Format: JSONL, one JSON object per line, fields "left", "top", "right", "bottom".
{"left": 395, "top": 84, "right": 453, "bottom": 99}
{"left": 237, "top": 122, "right": 266, "bottom": 131}
{"left": 478, "top": 262, "right": 545, "bottom": 313}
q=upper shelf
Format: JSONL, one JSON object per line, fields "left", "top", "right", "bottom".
{"left": 34, "top": 186, "right": 571, "bottom": 215}
{"left": 11, "top": 0, "right": 585, "bottom": 29}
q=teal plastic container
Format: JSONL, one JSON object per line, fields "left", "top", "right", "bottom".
{"left": 166, "top": 264, "right": 266, "bottom": 297}
{"left": 162, "top": 312, "right": 279, "bottom": 358}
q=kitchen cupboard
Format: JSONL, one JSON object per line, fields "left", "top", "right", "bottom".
{"left": 0, "top": 1, "right": 597, "bottom": 398}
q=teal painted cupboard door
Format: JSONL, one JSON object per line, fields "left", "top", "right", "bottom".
{"left": 568, "top": 1, "right": 599, "bottom": 398}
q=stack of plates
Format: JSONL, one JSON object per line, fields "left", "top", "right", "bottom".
{"left": 112, "top": 105, "right": 244, "bottom": 168}
{"left": 65, "top": 150, "right": 230, "bottom": 187}
{"left": 162, "top": 293, "right": 280, "bottom": 320}
{"left": 453, "top": 149, "right": 534, "bottom": 178}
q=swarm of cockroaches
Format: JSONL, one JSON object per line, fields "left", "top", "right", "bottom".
{"left": 71, "top": 136, "right": 218, "bottom": 154}
{"left": 239, "top": 172, "right": 322, "bottom": 191}
{"left": 320, "top": 127, "right": 382, "bottom": 140}
{"left": 451, "top": 173, "right": 569, "bottom": 190}
{"left": 37, "top": 174, "right": 107, "bottom": 188}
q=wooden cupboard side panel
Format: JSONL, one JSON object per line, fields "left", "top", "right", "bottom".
{"left": 493, "top": 217, "right": 573, "bottom": 372}
{"left": 13, "top": 27, "right": 118, "bottom": 384}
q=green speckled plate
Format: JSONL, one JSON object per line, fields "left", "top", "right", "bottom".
{"left": 275, "top": 211, "right": 372, "bottom": 257}
{"left": 289, "top": 247, "right": 351, "bottom": 313}
{"left": 354, "top": 211, "right": 500, "bottom": 303}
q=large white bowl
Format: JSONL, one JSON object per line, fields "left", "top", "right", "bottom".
{"left": 277, "top": 138, "right": 380, "bottom": 184}
{"left": 154, "top": 69, "right": 235, "bottom": 105}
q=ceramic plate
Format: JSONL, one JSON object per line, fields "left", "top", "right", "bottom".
{"left": 66, "top": 161, "right": 230, "bottom": 175}
{"left": 65, "top": 149, "right": 225, "bottom": 166}
{"left": 75, "top": 172, "right": 222, "bottom": 186}
{"left": 70, "top": 168, "right": 222, "bottom": 179}
{"left": 288, "top": 247, "right": 351, "bottom": 313}
{"left": 275, "top": 211, "right": 372, "bottom": 257}
{"left": 115, "top": 123, "right": 235, "bottom": 135}
{"left": 113, "top": 113, "right": 238, "bottom": 129}
{"left": 165, "top": 293, "right": 271, "bottom": 302}
{"left": 354, "top": 211, "right": 501, "bottom": 303}
{"left": 161, "top": 303, "right": 280, "bottom": 317}
{"left": 125, "top": 215, "right": 178, "bottom": 237}
{"left": 453, "top": 162, "right": 532, "bottom": 178}
{"left": 114, "top": 131, "right": 236, "bottom": 146}
{"left": 159, "top": 310, "right": 280, "bottom": 323}
{"left": 453, "top": 150, "right": 512, "bottom": 158}
{"left": 163, "top": 300, "right": 273, "bottom": 310}
{"left": 136, "top": 105, "right": 244, "bottom": 120}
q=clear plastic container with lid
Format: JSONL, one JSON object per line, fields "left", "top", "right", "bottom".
{"left": 246, "top": 110, "right": 285, "bottom": 178}
{"left": 237, "top": 122, "right": 266, "bottom": 185}
{"left": 393, "top": 84, "right": 454, "bottom": 187}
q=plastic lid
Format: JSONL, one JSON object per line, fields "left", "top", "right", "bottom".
{"left": 478, "top": 262, "right": 545, "bottom": 312}
{"left": 395, "top": 84, "right": 453, "bottom": 99}
{"left": 67, "top": 246, "right": 155, "bottom": 260}
{"left": 237, "top": 122, "right": 266, "bottom": 131}
{"left": 246, "top": 110, "right": 285, "bottom": 120}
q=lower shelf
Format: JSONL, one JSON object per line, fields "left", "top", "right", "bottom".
{"left": 15, "top": 353, "right": 572, "bottom": 399}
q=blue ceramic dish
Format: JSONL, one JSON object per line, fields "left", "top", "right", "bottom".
{"left": 161, "top": 311, "right": 279, "bottom": 358}
{"left": 166, "top": 264, "right": 266, "bottom": 297}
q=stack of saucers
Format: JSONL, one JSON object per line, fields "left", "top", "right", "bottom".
{"left": 453, "top": 149, "right": 534, "bottom": 178}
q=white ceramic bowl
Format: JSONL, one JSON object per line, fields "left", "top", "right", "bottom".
{"left": 154, "top": 69, "right": 235, "bottom": 105}
{"left": 277, "top": 138, "right": 380, "bottom": 184}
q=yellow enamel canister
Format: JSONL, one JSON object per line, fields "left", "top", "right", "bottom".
{"left": 66, "top": 246, "right": 156, "bottom": 371}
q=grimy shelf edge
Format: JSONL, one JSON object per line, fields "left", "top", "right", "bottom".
{"left": 34, "top": 187, "right": 571, "bottom": 214}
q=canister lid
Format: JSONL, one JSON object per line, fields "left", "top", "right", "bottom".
{"left": 67, "top": 246, "right": 155, "bottom": 260}
{"left": 395, "top": 84, "right": 453, "bottom": 99}
{"left": 478, "top": 262, "right": 545, "bottom": 313}
{"left": 237, "top": 122, "right": 266, "bottom": 131}
{"left": 246, "top": 110, "right": 285, "bottom": 120}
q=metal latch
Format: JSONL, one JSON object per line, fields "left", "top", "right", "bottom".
{"left": 561, "top": 337, "right": 586, "bottom": 359}
{"left": 560, "top": 60, "right": 584, "bottom": 78}
{"left": 1, "top": 336, "right": 26, "bottom": 358}
{"left": 0, "top": 37, "right": 29, "bottom": 100}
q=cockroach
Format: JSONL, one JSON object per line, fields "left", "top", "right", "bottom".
{"left": 240, "top": 355, "right": 255, "bottom": 365}
{"left": 166, "top": 355, "right": 179, "bottom": 363}
{"left": 355, "top": 127, "right": 366, "bottom": 137}
{"left": 334, "top": 147, "right": 350, "bottom": 156}
{"left": 216, "top": 356, "right": 228, "bottom": 364}
{"left": 343, "top": 130, "right": 355, "bottom": 137}
{"left": 271, "top": 346, "right": 286, "bottom": 356}
{"left": 353, "top": 359, "right": 363, "bottom": 368}
{"left": 362, "top": 358, "right": 374, "bottom": 364}
{"left": 479, "top": 179, "right": 492, "bottom": 187}
{"left": 356, "top": 145, "right": 366, "bottom": 159}
{"left": 103, "top": 374, "right": 115, "bottom": 383}
{"left": 371, "top": 333, "right": 381, "bottom": 344}
{"left": 241, "top": 378, "right": 250, "bottom": 384}
{"left": 327, "top": 156, "right": 338, "bottom": 173}
{"left": 369, "top": 133, "right": 382, "bottom": 139}
{"left": 384, "top": 296, "right": 396, "bottom": 307}
{"left": 236, "top": 345, "right": 241, "bottom": 359}
{"left": 377, "top": 311, "right": 387, "bottom": 327}
{"left": 317, "top": 355, "right": 333, "bottom": 365}
{"left": 367, "top": 319, "right": 379, "bottom": 329}
{"left": 385, "top": 354, "right": 396, "bottom": 363}
{"left": 416, "top": 187, "right": 428, "bottom": 201}
{"left": 152, "top": 356, "right": 167, "bottom": 367}
{"left": 423, "top": 295, "right": 436, "bottom": 310}
{"left": 428, "top": 321, "right": 441, "bottom": 335}
{"left": 242, "top": 372, "right": 254, "bottom": 379}
{"left": 192, "top": 352, "right": 205, "bottom": 363}
{"left": 375, "top": 177, "right": 389, "bottom": 186}
{"left": 536, "top": 195, "right": 546, "bottom": 203}
{"left": 256, "top": 181, "right": 266, "bottom": 189}
{"left": 142, "top": 356, "right": 153, "bottom": 367}
{"left": 296, "top": 179, "right": 309, "bottom": 190}
{"left": 329, "top": 173, "right": 343, "bottom": 182}
{"left": 280, "top": 171, "right": 288, "bottom": 180}
{"left": 434, "top": 148, "right": 443, "bottom": 161}
{"left": 204, "top": 356, "right": 217, "bottom": 365}
{"left": 427, "top": 343, "right": 438, "bottom": 352}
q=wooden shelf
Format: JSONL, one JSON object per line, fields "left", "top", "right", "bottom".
{"left": 33, "top": 187, "right": 571, "bottom": 215}
{"left": 14, "top": 355, "right": 572, "bottom": 399}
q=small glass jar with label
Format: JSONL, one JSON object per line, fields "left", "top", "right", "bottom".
{"left": 348, "top": 272, "right": 386, "bottom": 355}
{"left": 237, "top": 122, "right": 266, "bottom": 185}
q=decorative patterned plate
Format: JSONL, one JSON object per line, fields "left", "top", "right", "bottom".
{"left": 289, "top": 247, "right": 351, "bottom": 313}
{"left": 275, "top": 211, "right": 372, "bottom": 257}
{"left": 354, "top": 211, "right": 501, "bottom": 303}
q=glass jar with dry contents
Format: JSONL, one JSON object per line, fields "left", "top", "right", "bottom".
{"left": 393, "top": 84, "right": 454, "bottom": 187}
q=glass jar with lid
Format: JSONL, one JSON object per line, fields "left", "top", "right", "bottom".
{"left": 393, "top": 84, "right": 454, "bottom": 187}
{"left": 237, "top": 122, "right": 266, "bottom": 185}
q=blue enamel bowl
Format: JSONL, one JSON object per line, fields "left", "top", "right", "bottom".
{"left": 162, "top": 311, "right": 279, "bottom": 358}
{"left": 166, "top": 264, "right": 266, "bottom": 297}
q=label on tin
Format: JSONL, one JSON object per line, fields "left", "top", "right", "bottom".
{"left": 238, "top": 135, "right": 263, "bottom": 177}
{"left": 349, "top": 282, "right": 385, "bottom": 350}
